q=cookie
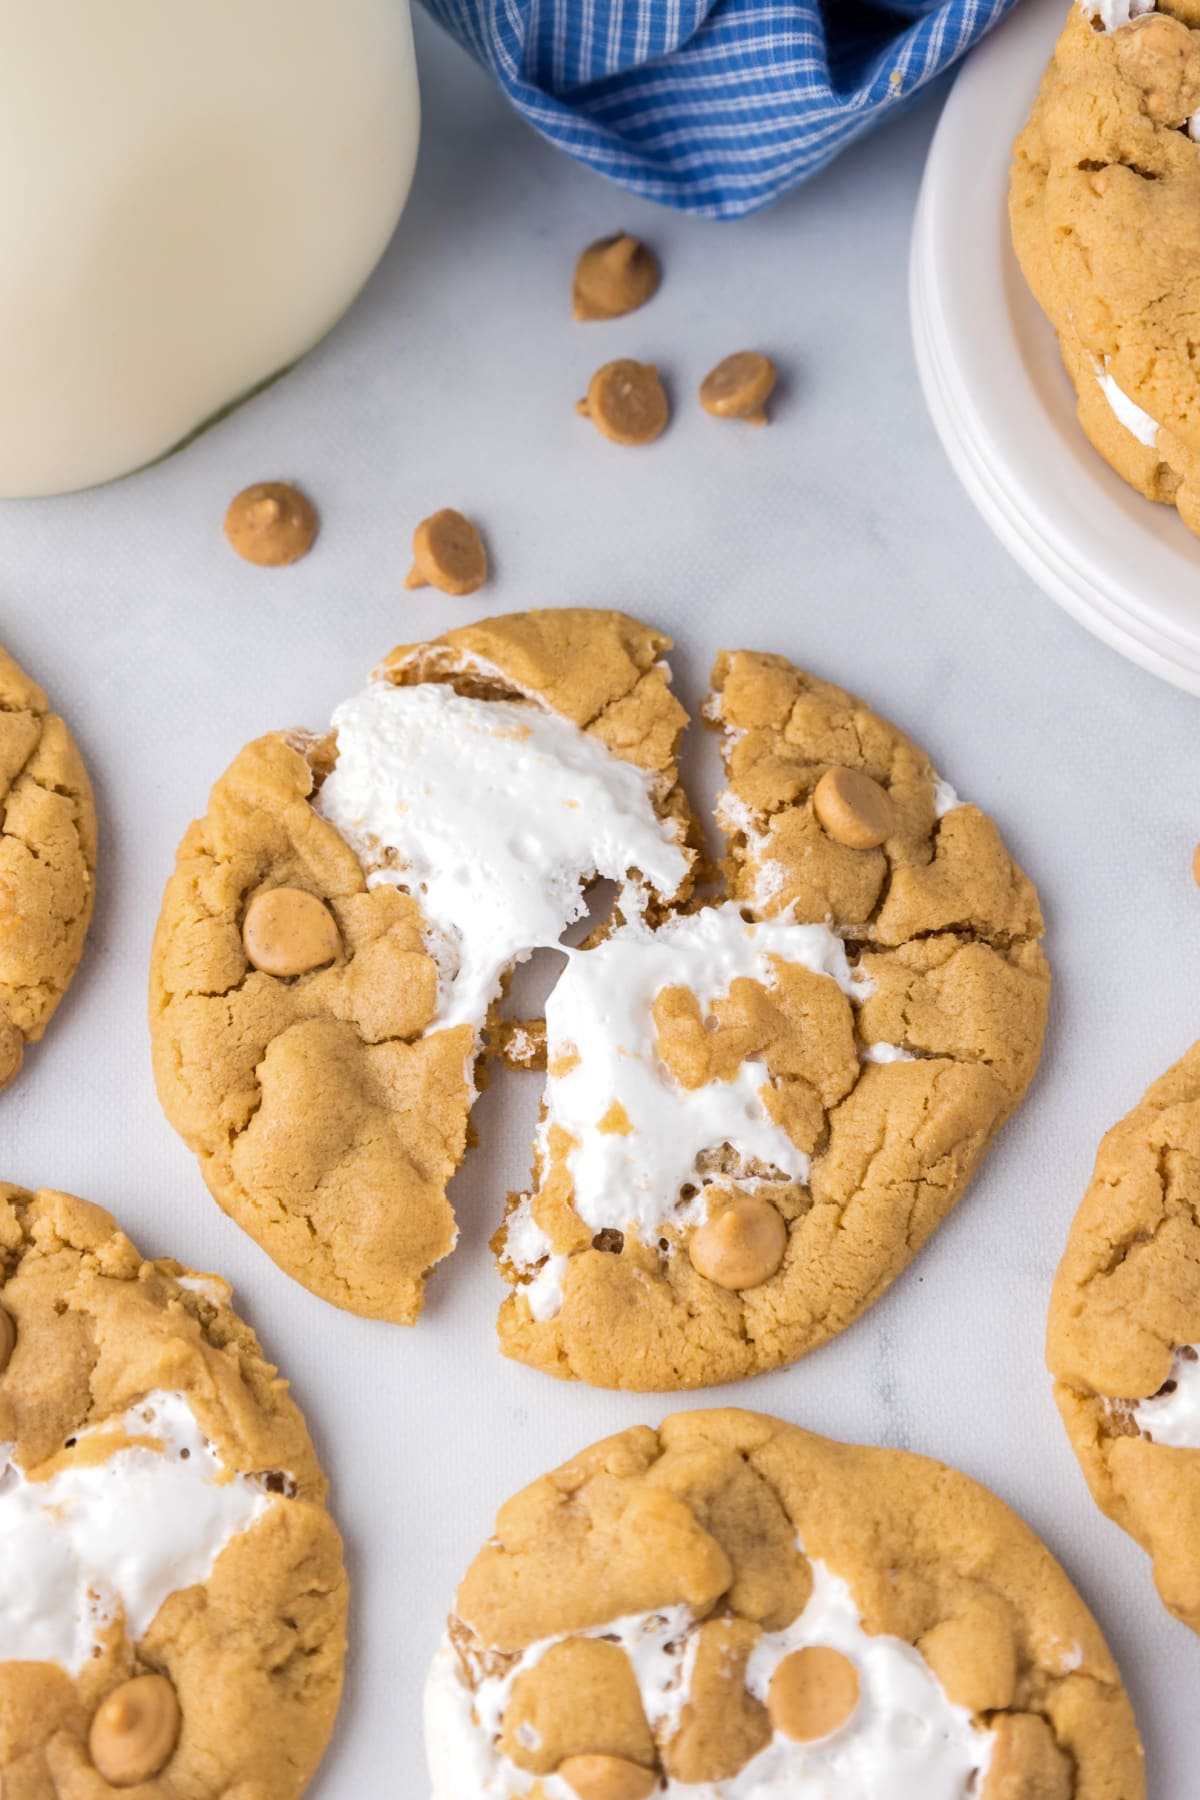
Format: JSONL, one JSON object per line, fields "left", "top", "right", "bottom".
{"left": 425, "top": 1408, "right": 1144, "bottom": 1799}
{"left": 0, "top": 644, "right": 96, "bottom": 1093}
{"left": 0, "top": 1182, "right": 347, "bottom": 1797}
{"left": 496, "top": 649, "right": 1048, "bottom": 1388}
{"left": 150, "top": 610, "right": 697, "bottom": 1323}
{"left": 1048, "top": 1037, "right": 1200, "bottom": 1633}
{"left": 1010, "top": 0, "right": 1200, "bottom": 537}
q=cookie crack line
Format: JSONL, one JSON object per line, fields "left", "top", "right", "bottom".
{"left": 149, "top": 611, "right": 1048, "bottom": 1386}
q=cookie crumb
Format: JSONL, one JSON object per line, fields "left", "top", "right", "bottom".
{"left": 573, "top": 234, "right": 660, "bottom": 321}
{"left": 224, "top": 481, "right": 318, "bottom": 568}
{"left": 577, "top": 360, "right": 669, "bottom": 446}
{"left": 699, "top": 351, "right": 777, "bottom": 425}
{"left": 1192, "top": 842, "right": 1200, "bottom": 886}
{"left": 406, "top": 509, "right": 488, "bottom": 597}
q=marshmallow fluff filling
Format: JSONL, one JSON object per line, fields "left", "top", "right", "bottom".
{"left": 0, "top": 1389, "right": 275, "bottom": 1674}
{"left": 1132, "top": 1344, "right": 1200, "bottom": 1446}
{"left": 425, "top": 1555, "right": 995, "bottom": 1799}
{"left": 315, "top": 680, "right": 690, "bottom": 1032}
{"left": 502, "top": 904, "right": 878, "bottom": 1323}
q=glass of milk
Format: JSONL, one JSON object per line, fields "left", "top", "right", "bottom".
{"left": 0, "top": 0, "right": 421, "bottom": 497}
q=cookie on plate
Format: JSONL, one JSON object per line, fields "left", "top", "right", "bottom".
{"left": 1010, "top": 0, "right": 1200, "bottom": 537}
{"left": 0, "top": 644, "right": 96, "bottom": 1092}
{"left": 495, "top": 649, "right": 1049, "bottom": 1388}
{"left": 426, "top": 1408, "right": 1144, "bottom": 1799}
{"left": 1048, "top": 1038, "right": 1200, "bottom": 1633}
{"left": 0, "top": 1182, "right": 348, "bottom": 1797}
{"left": 150, "top": 610, "right": 697, "bottom": 1323}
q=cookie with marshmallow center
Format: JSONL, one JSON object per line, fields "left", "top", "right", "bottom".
{"left": 1010, "top": 0, "right": 1200, "bottom": 536}
{"left": 495, "top": 645, "right": 1048, "bottom": 1389}
{"left": 426, "top": 1409, "right": 1144, "bottom": 1800}
{"left": 1048, "top": 1036, "right": 1200, "bottom": 1634}
{"left": 0, "top": 1182, "right": 347, "bottom": 1798}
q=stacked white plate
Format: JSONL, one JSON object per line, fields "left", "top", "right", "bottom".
{"left": 911, "top": 0, "right": 1200, "bottom": 695}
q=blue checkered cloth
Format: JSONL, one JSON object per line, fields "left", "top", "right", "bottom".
{"left": 419, "top": 0, "right": 1016, "bottom": 217}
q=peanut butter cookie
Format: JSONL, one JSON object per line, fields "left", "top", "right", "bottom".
{"left": 1011, "top": 1, "right": 1200, "bottom": 537}
{"left": 496, "top": 649, "right": 1048, "bottom": 1389}
{"left": 149, "top": 610, "right": 697, "bottom": 1323}
{"left": 0, "top": 1183, "right": 347, "bottom": 1799}
{"left": 1049, "top": 1037, "right": 1200, "bottom": 1634}
{"left": 0, "top": 644, "right": 96, "bottom": 1094}
{"left": 426, "top": 1409, "right": 1143, "bottom": 1799}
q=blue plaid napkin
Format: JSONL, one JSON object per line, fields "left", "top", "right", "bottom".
{"left": 420, "top": 0, "right": 1017, "bottom": 217}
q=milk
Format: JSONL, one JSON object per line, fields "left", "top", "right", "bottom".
{"left": 0, "top": 0, "right": 420, "bottom": 496}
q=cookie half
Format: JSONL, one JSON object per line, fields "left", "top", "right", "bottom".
{"left": 0, "top": 1183, "right": 347, "bottom": 1797}
{"left": 426, "top": 1409, "right": 1144, "bottom": 1799}
{"left": 1048, "top": 1038, "right": 1200, "bottom": 1633}
{"left": 495, "top": 651, "right": 1048, "bottom": 1388}
{"left": 1010, "top": 0, "right": 1200, "bottom": 536}
{"left": 0, "top": 644, "right": 96, "bottom": 1092}
{"left": 149, "top": 610, "right": 696, "bottom": 1322}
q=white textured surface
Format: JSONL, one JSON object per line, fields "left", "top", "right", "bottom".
{"left": 0, "top": 8, "right": 1197, "bottom": 1794}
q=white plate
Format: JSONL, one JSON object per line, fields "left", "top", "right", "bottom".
{"left": 910, "top": 0, "right": 1200, "bottom": 695}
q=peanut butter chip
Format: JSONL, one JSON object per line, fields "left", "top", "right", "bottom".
{"left": 577, "top": 361, "right": 669, "bottom": 446}
{"left": 768, "top": 1646, "right": 860, "bottom": 1743}
{"left": 89, "top": 1674, "right": 181, "bottom": 1786}
{"left": 557, "top": 1754, "right": 658, "bottom": 1800}
{"left": 688, "top": 1193, "right": 787, "bottom": 1290}
{"left": 0, "top": 1303, "right": 14, "bottom": 1374}
{"left": 1192, "top": 842, "right": 1200, "bottom": 887}
{"left": 699, "top": 351, "right": 777, "bottom": 425}
{"left": 242, "top": 887, "right": 341, "bottom": 978}
{"left": 812, "top": 766, "right": 896, "bottom": 851}
{"left": 0, "top": 1015, "right": 23, "bottom": 1093}
{"left": 223, "top": 481, "right": 318, "bottom": 568}
{"left": 573, "top": 234, "right": 660, "bottom": 321}
{"left": 405, "top": 509, "right": 488, "bottom": 597}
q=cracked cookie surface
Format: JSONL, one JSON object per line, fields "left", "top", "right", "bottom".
{"left": 149, "top": 610, "right": 695, "bottom": 1323}
{"left": 1048, "top": 1038, "right": 1200, "bottom": 1633}
{"left": 151, "top": 612, "right": 1046, "bottom": 1378}
{"left": 497, "top": 647, "right": 1048, "bottom": 1389}
{"left": 0, "top": 1183, "right": 347, "bottom": 1799}
{"left": 426, "top": 1408, "right": 1144, "bottom": 1799}
{"left": 1010, "top": 0, "right": 1200, "bottom": 537}
{"left": 0, "top": 645, "right": 96, "bottom": 1093}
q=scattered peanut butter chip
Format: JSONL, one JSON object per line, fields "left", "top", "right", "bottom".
{"left": 1192, "top": 842, "right": 1200, "bottom": 887}
{"left": 699, "top": 350, "right": 778, "bottom": 425}
{"left": 223, "top": 481, "right": 318, "bottom": 567}
{"left": 577, "top": 360, "right": 669, "bottom": 446}
{"left": 573, "top": 233, "right": 660, "bottom": 321}
{"left": 812, "top": 766, "right": 896, "bottom": 851}
{"left": 405, "top": 508, "right": 488, "bottom": 597}
{"left": 768, "top": 1645, "right": 860, "bottom": 1743}
{"left": 0, "top": 1015, "right": 23, "bottom": 1094}
{"left": 688, "top": 1192, "right": 787, "bottom": 1290}
{"left": 557, "top": 1753, "right": 659, "bottom": 1800}
{"left": 89, "top": 1674, "right": 181, "bottom": 1786}
{"left": 0, "top": 1303, "right": 14, "bottom": 1374}
{"left": 242, "top": 887, "right": 341, "bottom": 978}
